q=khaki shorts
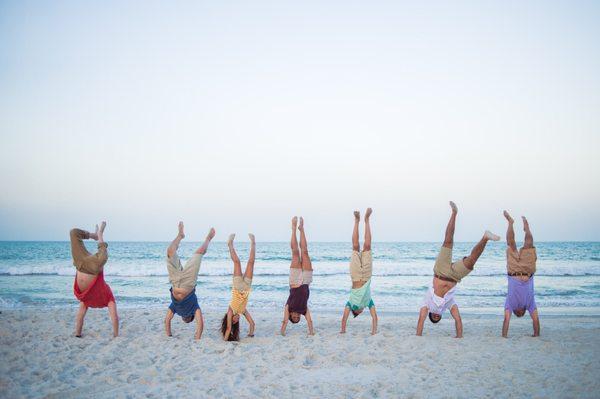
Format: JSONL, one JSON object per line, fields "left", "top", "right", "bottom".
{"left": 233, "top": 275, "right": 252, "bottom": 292}
{"left": 167, "top": 253, "right": 203, "bottom": 290}
{"left": 433, "top": 246, "right": 471, "bottom": 283}
{"left": 289, "top": 268, "right": 313, "bottom": 287}
{"left": 350, "top": 250, "right": 372, "bottom": 282}
{"left": 507, "top": 247, "right": 537, "bottom": 275}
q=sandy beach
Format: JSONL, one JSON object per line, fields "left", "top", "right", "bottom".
{"left": 1, "top": 308, "right": 598, "bottom": 398}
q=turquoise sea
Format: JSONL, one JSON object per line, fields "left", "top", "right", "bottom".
{"left": 0, "top": 241, "right": 598, "bottom": 314}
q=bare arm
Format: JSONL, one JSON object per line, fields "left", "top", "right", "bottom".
{"left": 340, "top": 306, "right": 350, "bottom": 333}
{"left": 305, "top": 308, "right": 315, "bottom": 335}
{"left": 75, "top": 303, "right": 88, "bottom": 337}
{"left": 281, "top": 304, "right": 290, "bottom": 336}
{"left": 223, "top": 310, "right": 233, "bottom": 341}
{"left": 370, "top": 306, "right": 378, "bottom": 335}
{"left": 450, "top": 305, "right": 463, "bottom": 338}
{"left": 502, "top": 309, "right": 511, "bottom": 338}
{"left": 531, "top": 309, "right": 540, "bottom": 337}
{"left": 244, "top": 310, "right": 256, "bottom": 337}
{"left": 416, "top": 306, "right": 427, "bottom": 336}
{"left": 165, "top": 308, "right": 174, "bottom": 337}
{"left": 194, "top": 309, "right": 204, "bottom": 340}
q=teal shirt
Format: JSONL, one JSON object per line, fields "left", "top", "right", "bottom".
{"left": 346, "top": 279, "right": 374, "bottom": 311}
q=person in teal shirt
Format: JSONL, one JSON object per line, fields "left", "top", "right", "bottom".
{"left": 340, "top": 208, "right": 378, "bottom": 335}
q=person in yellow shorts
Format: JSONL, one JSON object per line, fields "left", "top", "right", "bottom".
{"left": 221, "top": 233, "right": 256, "bottom": 341}
{"left": 416, "top": 201, "right": 500, "bottom": 338}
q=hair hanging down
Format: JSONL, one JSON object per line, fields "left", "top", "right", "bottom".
{"left": 351, "top": 310, "right": 360, "bottom": 318}
{"left": 429, "top": 312, "right": 441, "bottom": 323}
{"left": 221, "top": 313, "right": 240, "bottom": 341}
{"left": 289, "top": 314, "right": 300, "bottom": 324}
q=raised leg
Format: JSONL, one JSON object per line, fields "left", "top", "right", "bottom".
{"left": 363, "top": 208, "right": 372, "bottom": 252}
{"left": 228, "top": 234, "right": 243, "bottom": 276}
{"left": 443, "top": 202, "right": 458, "bottom": 249}
{"left": 352, "top": 211, "right": 360, "bottom": 251}
{"left": 167, "top": 222, "right": 185, "bottom": 258}
{"left": 298, "top": 218, "right": 312, "bottom": 271}
{"left": 463, "top": 232, "right": 498, "bottom": 269}
{"left": 522, "top": 217, "right": 534, "bottom": 249}
{"left": 244, "top": 234, "right": 256, "bottom": 279}
{"left": 108, "top": 301, "right": 119, "bottom": 337}
{"left": 70, "top": 228, "right": 92, "bottom": 264}
{"left": 504, "top": 211, "right": 517, "bottom": 252}
{"left": 195, "top": 227, "right": 216, "bottom": 255}
{"left": 290, "top": 217, "right": 301, "bottom": 269}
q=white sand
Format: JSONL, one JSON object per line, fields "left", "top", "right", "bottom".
{"left": 1, "top": 308, "right": 599, "bottom": 398}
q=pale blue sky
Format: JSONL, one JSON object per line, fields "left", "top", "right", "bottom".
{"left": 0, "top": 1, "right": 599, "bottom": 241}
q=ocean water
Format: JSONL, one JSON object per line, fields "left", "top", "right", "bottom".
{"left": 0, "top": 241, "right": 599, "bottom": 314}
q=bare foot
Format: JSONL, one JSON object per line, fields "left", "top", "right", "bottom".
{"left": 522, "top": 216, "right": 530, "bottom": 230}
{"left": 90, "top": 225, "right": 99, "bottom": 241}
{"left": 484, "top": 230, "right": 501, "bottom": 241}
{"left": 248, "top": 233, "right": 255, "bottom": 243}
{"left": 178, "top": 221, "right": 185, "bottom": 239}
{"left": 227, "top": 234, "right": 235, "bottom": 245}
{"left": 449, "top": 201, "right": 458, "bottom": 213}
{"left": 354, "top": 211, "right": 360, "bottom": 221}
{"left": 99, "top": 221, "right": 106, "bottom": 234}
{"left": 298, "top": 217, "right": 304, "bottom": 231}
{"left": 365, "top": 208, "right": 372, "bottom": 220}
{"left": 207, "top": 227, "right": 216, "bottom": 240}
{"left": 292, "top": 217, "right": 298, "bottom": 229}
{"left": 503, "top": 211, "right": 514, "bottom": 224}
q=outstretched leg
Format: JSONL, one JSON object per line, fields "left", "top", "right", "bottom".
{"left": 522, "top": 217, "right": 534, "bottom": 249}
{"left": 167, "top": 222, "right": 185, "bottom": 258}
{"left": 195, "top": 227, "right": 216, "bottom": 255}
{"left": 504, "top": 211, "right": 517, "bottom": 252}
{"left": 443, "top": 202, "right": 458, "bottom": 249}
{"left": 228, "top": 234, "right": 243, "bottom": 277}
{"left": 463, "top": 231, "right": 500, "bottom": 269}
{"left": 352, "top": 211, "right": 360, "bottom": 251}
{"left": 244, "top": 234, "right": 256, "bottom": 279}
{"left": 290, "top": 217, "right": 301, "bottom": 270}
{"left": 363, "top": 208, "right": 372, "bottom": 252}
{"left": 298, "top": 217, "right": 312, "bottom": 271}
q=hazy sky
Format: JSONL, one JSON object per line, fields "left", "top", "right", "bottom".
{"left": 1, "top": 1, "right": 599, "bottom": 241}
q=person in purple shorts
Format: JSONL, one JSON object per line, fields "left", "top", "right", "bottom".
{"left": 502, "top": 211, "right": 541, "bottom": 338}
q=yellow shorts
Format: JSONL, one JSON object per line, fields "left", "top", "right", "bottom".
{"left": 433, "top": 246, "right": 471, "bottom": 283}
{"left": 233, "top": 275, "right": 252, "bottom": 291}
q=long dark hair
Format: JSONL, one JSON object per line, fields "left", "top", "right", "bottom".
{"left": 221, "top": 313, "right": 240, "bottom": 341}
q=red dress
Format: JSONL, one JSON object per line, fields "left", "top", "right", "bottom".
{"left": 74, "top": 272, "right": 115, "bottom": 308}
